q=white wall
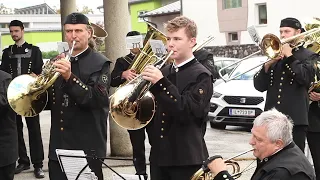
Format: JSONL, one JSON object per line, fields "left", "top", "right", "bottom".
{"left": 182, "top": 0, "right": 320, "bottom": 46}
{"left": 182, "top": 0, "right": 225, "bottom": 46}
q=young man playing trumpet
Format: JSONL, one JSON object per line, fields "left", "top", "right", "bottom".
{"left": 208, "top": 108, "right": 315, "bottom": 180}
{"left": 254, "top": 17, "right": 317, "bottom": 151}
{"left": 141, "top": 16, "right": 213, "bottom": 180}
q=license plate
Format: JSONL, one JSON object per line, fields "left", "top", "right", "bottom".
{"left": 229, "top": 109, "right": 255, "bottom": 116}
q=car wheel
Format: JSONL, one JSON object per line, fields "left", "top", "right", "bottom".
{"left": 210, "top": 122, "right": 226, "bottom": 129}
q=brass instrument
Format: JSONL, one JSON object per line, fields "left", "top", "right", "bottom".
{"left": 7, "top": 41, "right": 76, "bottom": 117}
{"left": 127, "top": 23, "right": 167, "bottom": 75}
{"left": 109, "top": 23, "right": 172, "bottom": 130}
{"left": 193, "top": 35, "right": 215, "bottom": 52}
{"left": 90, "top": 22, "right": 108, "bottom": 38}
{"left": 190, "top": 149, "right": 255, "bottom": 180}
{"left": 218, "top": 20, "right": 320, "bottom": 82}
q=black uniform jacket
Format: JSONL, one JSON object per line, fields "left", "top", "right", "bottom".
{"left": 254, "top": 47, "right": 316, "bottom": 125}
{"left": 1, "top": 42, "right": 43, "bottom": 77}
{"left": 214, "top": 142, "right": 315, "bottom": 180}
{"left": 308, "top": 67, "right": 320, "bottom": 132}
{"left": 0, "top": 70, "right": 18, "bottom": 167}
{"left": 148, "top": 59, "right": 213, "bottom": 166}
{"left": 46, "top": 48, "right": 111, "bottom": 160}
{"left": 110, "top": 53, "right": 135, "bottom": 87}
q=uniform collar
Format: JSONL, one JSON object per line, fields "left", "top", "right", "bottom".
{"left": 173, "top": 55, "right": 195, "bottom": 69}
{"left": 70, "top": 47, "right": 91, "bottom": 62}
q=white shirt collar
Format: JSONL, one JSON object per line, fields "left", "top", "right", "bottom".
{"left": 173, "top": 55, "right": 195, "bottom": 68}
{"left": 72, "top": 46, "right": 88, "bottom": 57}
{"left": 15, "top": 40, "right": 25, "bottom": 47}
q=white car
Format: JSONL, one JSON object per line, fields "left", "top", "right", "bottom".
{"left": 209, "top": 56, "right": 268, "bottom": 129}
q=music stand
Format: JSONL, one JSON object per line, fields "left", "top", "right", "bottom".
{"left": 56, "top": 149, "right": 134, "bottom": 180}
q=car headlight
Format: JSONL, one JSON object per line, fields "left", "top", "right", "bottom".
{"left": 212, "top": 92, "right": 222, "bottom": 98}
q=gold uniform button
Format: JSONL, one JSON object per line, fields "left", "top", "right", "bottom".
{"left": 160, "top": 135, "right": 163, "bottom": 138}
{"left": 282, "top": 72, "right": 285, "bottom": 74}
{"left": 278, "top": 95, "right": 281, "bottom": 98}
{"left": 160, "top": 84, "right": 163, "bottom": 87}
{"left": 162, "top": 120, "right": 165, "bottom": 123}
{"left": 76, "top": 80, "right": 79, "bottom": 83}
{"left": 60, "top": 120, "right": 63, "bottom": 122}
{"left": 73, "top": 78, "right": 76, "bottom": 81}
{"left": 277, "top": 101, "right": 281, "bottom": 104}
{"left": 61, "top": 111, "right": 63, "bottom": 114}
{"left": 279, "top": 89, "right": 282, "bottom": 92}
{"left": 163, "top": 87, "right": 166, "bottom": 90}
{"left": 290, "top": 82, "right": 293, "bottom": 84}
{"left": 281, "top": 77, "right": 284, "bottom": 80}
{"left": 79, "top": 83, "right": 82, "bottom": 86}
{"left": 161, "top": 128, "right": 164, "bottom": 131}
{"left": 61, "top": 127, "right": 64, "bottom": 131}
{"left": 170, "top": 95, "right": 173, "bottom": 98}
{"left": 280, "top": 83, "right": 282, "bottom": 86}
{"left": 166, "top": 92, "right": 169, "bottom": 95}
{"left": 162, "top": 113, "right": 165, "bottom": 116}
{"left": 174, "top": 99, "right": 177, "bottom": 102}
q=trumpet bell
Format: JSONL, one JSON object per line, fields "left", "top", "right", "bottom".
{"left": 7, "top": 74, "right": 48, "bottom": 117}
{"left": 109, "top": 84, "right": 155, "bottom": 130}
{"left": 260, "top": 33, "right": 282, "bottom": 59}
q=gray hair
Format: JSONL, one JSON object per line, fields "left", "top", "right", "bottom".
{"left": 253, "top": 108, "right": 293, "bottom": 145}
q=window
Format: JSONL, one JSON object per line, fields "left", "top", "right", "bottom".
{"left": 223, "top": 0, "right": 242, "bottom": 9}
{"left": 138, "top": 11, "right": 148, "bottom": 22}
{"left": 257, "top": 4, "right": 267, "bottom": 24}
{"left": 228, "top": 32, "right": 239, "bottom": 42}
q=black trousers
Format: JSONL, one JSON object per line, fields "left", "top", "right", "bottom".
{"left": 150, "top": 164, "right": 200, "bottom": 180}
{"left": 292, "top": 125, "right": 307, "bottom": 152}
{"left": 0, "top": 163, "right": 15, "bottom": 180}
{"left": 308, "top": 132, "right": 320, "bottom": 180}
{"left": 128, "top": 128, "right": 147, "bottom": 175}
{"left": 48, "top": 159, "right": 103, "bottom": 180}
{"left": 16, "top": 115, "right": 44, "bottom": 168}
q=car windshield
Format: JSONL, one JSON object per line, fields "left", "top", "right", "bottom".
{"left": 229, "top": 57, "right": 268, "bottom": 80}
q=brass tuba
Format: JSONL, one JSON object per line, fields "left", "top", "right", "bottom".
{"left": 190, "top": 149, "right": 255, "bottom": 180}
{"left": 7, "top": 41, "right": 76, "bottom": 117}
{"left": 109, "top": 24, "right": 171, "bottom": 130}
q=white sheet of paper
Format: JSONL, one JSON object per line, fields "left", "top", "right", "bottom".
{"left": 112, "top": 173, "right": 143, "bottom": 180}
{"left": 126, "top": 35, "right": 143, "bottom": 49}
{"left": 57, "top": 42, "right": 70, "bottom": 54}
{"left": 56, "top": 149, "right": 97, "bottom": 180}
{"left": 149, "top": 39, "right": 166, "bottom": 56}
{"left": 247, "top": 26, "right": 261, "bottom": 46}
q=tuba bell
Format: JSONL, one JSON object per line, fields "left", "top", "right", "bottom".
{"left": 7, "top": 41, "right": 76, "bottom": 117}
{"left": 109, "top": 24, "right": 171, "bottom": 130}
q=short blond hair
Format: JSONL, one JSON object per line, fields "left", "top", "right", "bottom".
{"left": 164, "top": 16, "right": 197, "bottom": 38}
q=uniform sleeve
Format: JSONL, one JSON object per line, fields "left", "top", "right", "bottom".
{"left": 0, "top": 49, "right": 10, "bottom": 72}
{"left": 253, "top": 65, "right": 271, "bottom": 92}
{"left": 214, "top": 170, "right": 234, "bottom": 180}
{"left": 0, "top": 72, "right": 11, "bottom": 109}
{"left": 281, "top": 54, "right": 315, "bottom": 87}
{"left": 110, "top": 58, "right": 127, "bottom": 87}
{"left": 150, "top": 73, "right": 213, "bottom": 124}
{"left": 61, "top": 61, "right": 111, "bottom": 109}
{"left": 32, "top": 47, "right": 44, "bottom": 75}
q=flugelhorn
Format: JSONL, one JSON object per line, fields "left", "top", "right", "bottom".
{"left": 190, "top": 149, "right": 255, "bottom": 180}
{"left": 7, "top": 41, "right": 76, "bottom": 117}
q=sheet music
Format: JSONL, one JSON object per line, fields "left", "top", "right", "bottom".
{"left": 56, "top": 149, "right": 97, "bottom": 180}
{"left": 126, "top": 35, "right": 143, "bottom": 49}
{"left": 112, "top": 173, "right": 143, "bottom": 180}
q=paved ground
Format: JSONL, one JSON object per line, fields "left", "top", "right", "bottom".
{"left": 11, "top": 111, "right": 271, "bottom": 179}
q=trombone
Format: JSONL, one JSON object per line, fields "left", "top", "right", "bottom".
{"left": 190, "top": 149, "right": 255, "bottom": 180}
{"left": 218, "top": 26, "right": 320, "bottom": 82}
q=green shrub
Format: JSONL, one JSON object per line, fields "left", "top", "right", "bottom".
{"left": 42, "top": 51, "right": 59, "bottom": 59}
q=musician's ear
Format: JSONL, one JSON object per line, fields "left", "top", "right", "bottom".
{"left": 275, "top": 139, "right": 284, "bottom": 149}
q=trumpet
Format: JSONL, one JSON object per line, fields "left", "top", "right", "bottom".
{"left": 190, "top": 149, "right": 255, "bottom": 180}
{"left": 218, "top": 21, "right": 320, "bottom": 82}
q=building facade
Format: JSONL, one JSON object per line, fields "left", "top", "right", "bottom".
{"left": 182, "top": 0, "right": 320, "bottom": 47}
